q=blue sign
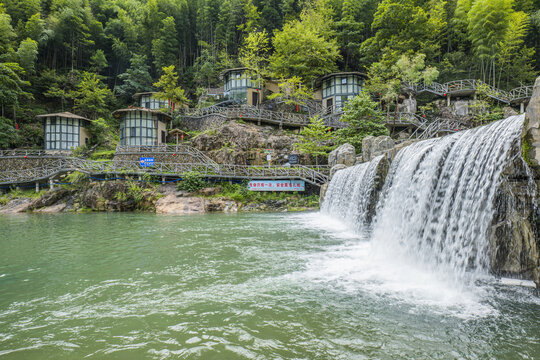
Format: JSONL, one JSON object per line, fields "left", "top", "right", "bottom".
{"left": 139, "top": 157, "right": 155, "bottom": 167}
{"left": 248, "top": 180, "right": 305, "bottom": 191}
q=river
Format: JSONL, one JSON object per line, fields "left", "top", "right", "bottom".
{"left": 0, "top": 212, "right": 538, "bottom": 359}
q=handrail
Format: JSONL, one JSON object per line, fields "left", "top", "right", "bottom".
{"left": 0, "top": 149, "right": 71, "bottom": 158}
{"left": 114, "top": 144, "right": 219, "bottom": 168}
{"left": 404, "top": 79, "right": 534, "bottom": 104}
{"left": 0, "top": 158, "right": 331, "bottom": 186}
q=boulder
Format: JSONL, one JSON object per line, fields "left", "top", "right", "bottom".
{"left": 362, "top": 136, "right": 395, "bottom": 162}
{"left": 0, "top": 198, "right": 33, "bottom": 213}
{"left": 398, "top": 98, "right": 417, "bottom": 113}
{"left": 328, "top": 143, "right": 356, "bottom": 167}
{"left": 452, "top": 100, "right": 469, "bottom": 116}
{"left": 503, "top": 106, "right": 519, "bottom": 118}
{"left": 196, "top": 187, "right": 220, "bottom": 197}
{"left": 29, "top": 189, "right": 71, "bottom": 210}
{"left": 34, "top": 203, "right": 67, "bottom": 213}
{"left": 319, "top": 182, "right": 329, "bottom": 206}
{"left": 155, "top": 195, "right": 206, "bottom": 214}
{"left": 205, "top": 198, "right": 239, "bottom": 212}
{"left": 330, "top": 164, "right": 347, "bottom": 179}
{"left": 522, "top": 76, "right": 540, "bottom": 170}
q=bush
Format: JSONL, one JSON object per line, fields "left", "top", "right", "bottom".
{"left": 177, "top": 171, "right": 207, "bottom": 192}
{"left": 88, "top": 149, "right": 115, "bottom": 160}
{"left": 65, "top": 171, "right": 89, "bottom": 186}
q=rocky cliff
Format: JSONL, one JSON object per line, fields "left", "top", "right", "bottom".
{"left": 189, "top": 120, "right": 309, "bottom": 165}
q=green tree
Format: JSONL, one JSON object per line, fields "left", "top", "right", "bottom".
{"left": 467, "top": 0, "right": 513, "bottom": 84}
{"left": 152, "top": 16, "right": 179, "bottom": 71}
{"left": 16, "top": 38, "right": 38, "bottom": 75}
{"left": 70, "top": 72, "right": 112, "bottom": 119}
{"left": 365, "top": 59, "right": 401, "bottom": 116}
{"left": 153, "top": 65, "right": 189, "bottom": 114}
{"left": 270, "top": 8, "right": 340, "bottom": 82}
{"left": 267, "top": 76, "right": 314, "bottom": 106}
{"left": 239, "top": 29, "right": 270, "bottom": 89}
{"left": 393, "top": 53, "right": 439, "bottom": 100}
{"left": 23, "top": 12, "right": 45, "bottom": 42}
{"left": 2, "top": 0, "right": 40, "bottom": 26}
{"left": 294, "top": 115, "right": 334, "bottom": 165}
{"left": 336, "top": 0, "right": 365, "bottom": 69}
{"left": 335, "top": 91, "right": 389, "bottom": 151}
{"left": 496, "top": 11, "right": 536, "bottom": 87}
{"left": 0, "top": 116, "right": 18, "bottom": 149}
{"left": 89, "top": 49, "right": 108, "bottom": 74}
{"left": 0, "top": 62, "right": 30, "bottom": 118}
{"left": 116, "top": 54, "right": 154, "bottom": 102}
{"left": 0, "top": 11, "right": 16, "bottom": 59}
{"left": 238, "top": 0, "right": 261, "bottom": 34}
{"left": 361, "top": 0, "right": 447, "bottom": 66}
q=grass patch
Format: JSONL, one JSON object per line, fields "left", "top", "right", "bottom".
{"left": 88, "top": 149, "right": 115, "bottom": 160}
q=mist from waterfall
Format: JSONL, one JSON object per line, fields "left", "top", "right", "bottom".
{"left": 321, "top": 115, "right": 527, "bottom": 286}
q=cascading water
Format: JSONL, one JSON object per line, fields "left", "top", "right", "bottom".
{"left": 321, "top": 155, "right": 384, "bottom": 232}
{"left": 322, "top": 114, "right": 529, "bottom": 285}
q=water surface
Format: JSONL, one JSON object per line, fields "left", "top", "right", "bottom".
{"left": 0, "top": 213, "right": 538, "bottom": 359}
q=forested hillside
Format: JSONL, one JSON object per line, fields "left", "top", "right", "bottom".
{"left": 0, "top": 0, "right": 539, "bottom": 149}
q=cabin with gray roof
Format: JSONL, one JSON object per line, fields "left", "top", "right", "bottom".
{"left": 37, "top": 112, "right": 92, "bottom": 151}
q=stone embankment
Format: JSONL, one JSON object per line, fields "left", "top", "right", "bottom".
{"left": 0, "top": 182, "right": 316, "bottom": 215}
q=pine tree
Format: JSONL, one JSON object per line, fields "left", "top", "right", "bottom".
{"left": 294, "top": 115, "right": 334, "bottom": 165}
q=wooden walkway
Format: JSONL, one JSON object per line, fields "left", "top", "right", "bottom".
{"left": 404, "top": 79, "right": 534, "bottom": 104}
{"left": 0, "top": 156, "right": 330, "bottom": 186}
{"left": 179, "top": 105, "right": 349, "bottom": 129}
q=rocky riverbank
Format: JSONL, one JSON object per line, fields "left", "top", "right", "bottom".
{"left": 0, "top": 182, "right": 319, "bottom": 215}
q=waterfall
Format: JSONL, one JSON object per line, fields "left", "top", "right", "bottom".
{"left": 322, "top": 115, "right": 528, "bottom": 282}
{"left": 321, "top": 155, "right": 384, "bottom": 232}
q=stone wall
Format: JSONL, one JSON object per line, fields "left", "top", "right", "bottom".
{"left": 178, "top": 114, "right": 227, "bottom": 132}
{"left": 0, "top": 157, "right": 63, "bottom": 172}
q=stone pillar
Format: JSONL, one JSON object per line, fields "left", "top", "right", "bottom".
{"left": 35, "top": 182, "right": 39, "bottom": 193}
{"left": 520, "top": 102, "right": 525, "bottom": 114}
{"left": 446, "top": 94, "right": 451, "bottom": 107}
{"left": 162, "top": 176, "right": 165, "bottom": 184}
{"left": 49, "top": 178, "right": 54, "bottom": 189}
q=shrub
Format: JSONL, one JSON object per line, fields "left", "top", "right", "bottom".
{"left": 65, "top": 171, "right": 89, "bottom": 186}
{"left": 177, "top": 171, "right": 207, "bottom": 192}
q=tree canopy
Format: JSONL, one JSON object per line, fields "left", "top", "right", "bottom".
{"left": 0, "top": 0, "right": 536, "bottom": 149}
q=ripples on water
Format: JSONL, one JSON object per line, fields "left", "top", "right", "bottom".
{"left": 0, "top": 213, "right": 538, "bottom": 359}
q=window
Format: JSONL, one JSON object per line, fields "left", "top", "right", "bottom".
{"left": 322, "top": 75, "right": 364, "bottom": 103}
{"left": 44, "top": 116, "right": 80, "bottom": 150}
{"left": 119, "top": 111, "right": 157, "bottom": 146}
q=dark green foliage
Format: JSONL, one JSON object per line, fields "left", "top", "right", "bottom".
{"left": 177, "top": 171, "right": 207, "bottom": 192}
{"left": 116, "top": 55, "right": 154, "bottom": 102}
{"left": 335, "top": 91, "right": 389, "bottom": 151}
{"left": 0, "top": 0, "right": 536, "bottom": 150}
{"left": 0, "top": 117, "right": 18, "bottom": 149}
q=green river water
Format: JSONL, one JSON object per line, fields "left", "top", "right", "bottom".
{"left": 0, "top": 212, "right": 538, "bottom": 359}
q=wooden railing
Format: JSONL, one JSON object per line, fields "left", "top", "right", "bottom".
{"left": 0, "top": 158, "right": 330, "bottom": 186}
{"left": 0, "top": 149, "right": 71, "bottom": 158}
{"left": 179, "top": 105, "right": 349, "bottom": 129}
{"left": 115, "top": 144, "right": 219, "bottom": 168}
{"left": 405, "top": 79, "right": 534, "bottom": 104}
